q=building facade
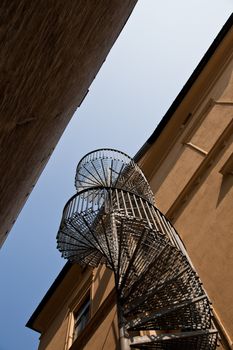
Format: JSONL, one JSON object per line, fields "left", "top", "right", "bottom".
{"left": 27, "top": 15, "right": 233, "bottom": 350}
{"left": 27, "top": 264, "right": 118, "bottom": 349}
{"left": 0, "top": 0, "right": 137, "bottom": 247}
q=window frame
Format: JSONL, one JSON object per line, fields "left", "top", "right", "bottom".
{"left": 72, "top": 294, "right": 91, "bottom": 342}
{"left": 64, "top": 270, "right": 93, "bottom": 350}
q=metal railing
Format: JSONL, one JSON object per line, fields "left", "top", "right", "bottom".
{"left": 57, "top": 149, "right": 218, "bottom": 349}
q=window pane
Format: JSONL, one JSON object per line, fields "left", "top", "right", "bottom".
{"left": 73, "top": 297, "right": 90, "bottom": 341}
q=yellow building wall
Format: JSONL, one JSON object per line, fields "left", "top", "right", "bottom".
{"left": 37, "top": 266, "right": 116, "bottom": 350}
{"left": 174, "top": 137, "right": 233, "bottom": 341}
{"left": 150, "top": 57, "right": 233, "bottom": 213}
{"left": 78, "top": 305, "right": 119, "bottom": 350}
{"left": 92, "top": 265, "right": 115, "bottom": 315}
{"left": 38, "top": 303, "right": 69, "bottom": 350}
{"left": 145, "top": 50, "right": 233, "bottom": 347}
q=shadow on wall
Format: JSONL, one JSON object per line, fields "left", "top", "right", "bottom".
{"left": 93, "top": 265, "right": 113, "bottom": 311}
{"left": 216, "top": 173, "right": 233, "bottom": 207}
{"left": 100, "top": 310, "right": 119, "bottom": 350}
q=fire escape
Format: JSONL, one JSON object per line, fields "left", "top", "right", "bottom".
{"left": 57, "top": 149, "right": 218, "bottom": 349}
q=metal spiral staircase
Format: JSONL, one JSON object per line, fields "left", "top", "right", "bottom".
{"left": 57, "top": 149, "right": 218, "bottom": 349}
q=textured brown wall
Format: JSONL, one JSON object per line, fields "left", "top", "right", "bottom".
{"left": 0, "top": 0, "right": 137, "bottom": 246}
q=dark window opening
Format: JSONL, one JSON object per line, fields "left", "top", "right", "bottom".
{"left": 73, "top": 295, "right": 90, "bottom": 341}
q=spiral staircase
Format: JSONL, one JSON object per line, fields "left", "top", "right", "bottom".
{"left": 57, "top": 149, "right": 218, "bottom": 349}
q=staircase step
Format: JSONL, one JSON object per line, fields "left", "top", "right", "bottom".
{"left": 123, "top": 265, "right": 202, "bottom": 318}
{"left": 120, "top": 243, "right": 181, "bottom": 300}
{"left": 129, "top": 329, "right": 218, "bottom": 349}
{"left": 127, "top": 295, "right": 209, "bottom": 331}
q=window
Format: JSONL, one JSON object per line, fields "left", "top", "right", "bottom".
{"left": 73, "top": 295, "right": 90, "bottom": 342}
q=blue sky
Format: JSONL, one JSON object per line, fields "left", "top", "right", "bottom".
{"left": 0, "top": 1, "right": 232, "bottom": 349}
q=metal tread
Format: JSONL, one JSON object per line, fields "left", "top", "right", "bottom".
{"left": 56, "top": 149, "right": 219, "bottom": 349}
{"left": 126, "top": 295, "right": 209, "bottom": 330}
{"left": 129, "top": 329, "right": 218, "bottom": 349}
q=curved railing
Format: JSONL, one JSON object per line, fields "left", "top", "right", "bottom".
{"left": 75, "top": 148, "right": 154, "bottom": 203}
{"left": 57, "top": 149, "right": 218, "bottom": 349}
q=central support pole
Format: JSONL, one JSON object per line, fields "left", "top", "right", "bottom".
{"left": 119, "top": 327, "right": 130, "bottom": 350}
{"left": 117, "top": 299, "right": 131, "bottom": 350}
{"left": 110, "top": 208, "right": 131, "bottom": 350}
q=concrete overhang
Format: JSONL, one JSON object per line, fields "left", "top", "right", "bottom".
{"left": 0, "top": 0, "right": 137, "bottom": 246}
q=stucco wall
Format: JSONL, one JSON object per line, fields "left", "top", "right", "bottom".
{"left": 37, "top": 266, "right": 116, "bottom": 350}
{"left": 145, "top": 50, "right": 233, "bottom": 348}
{"left": 79, "top": 305, "right": 119, "bottom": 350}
